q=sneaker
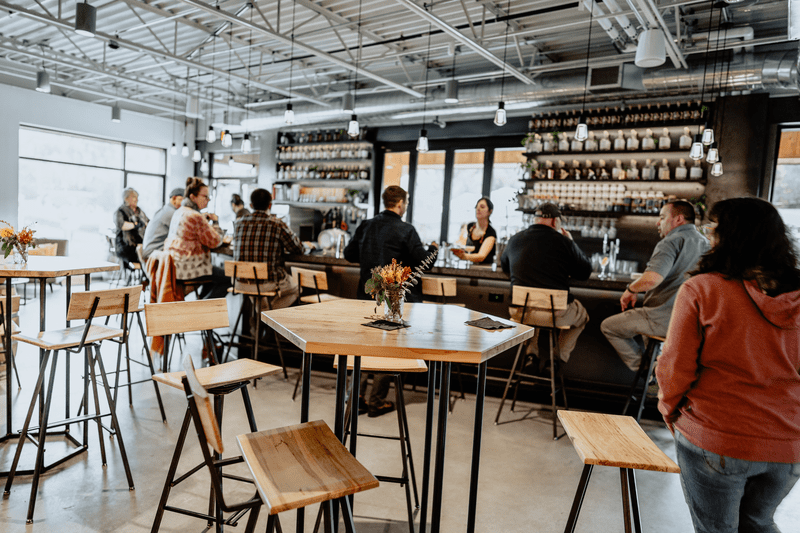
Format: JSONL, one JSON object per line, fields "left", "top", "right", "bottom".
{"left": 368, "top": 401, "right": 395, "bottom": 418}
{"left": 358, "top": 396, "right": 368, "bottom": 415}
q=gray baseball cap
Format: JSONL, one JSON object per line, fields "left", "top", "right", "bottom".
{"left": 168, "top": 188, "right": 184, "bottom": 198}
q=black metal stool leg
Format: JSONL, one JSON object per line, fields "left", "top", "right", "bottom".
{"left": 87, "top": 347, "right": 108, "bottom": 465}
{"left": 635, "top": 342, "right": 660, "bottom": 423}
{"left": 622, "top": 339, "right": 658, "bottom": 418}
{"left": 137, "top": 312, "right": 167, "bottom": 423}
{"left": 627, "top": 468, "right": 643, "bottom": 533}
{"left": 397, "top": 375, "right": 420, "bottom": 508}
{"left": 494, "top": 343, "right": 524, "bottom": 424}
{"left": 223, "top": 303, "right": 245, "bottom": 364}
{"left": 151, "top": 409, "right": 192, "bottom": 533}
{"left": 620, "top": 468, "right": 633, "bottom": 533}
{"left": 563, "top": 464, "right": 593, "bottom": 533}
{"left": 393, "top": 375, "right": 416, "bottom": 533}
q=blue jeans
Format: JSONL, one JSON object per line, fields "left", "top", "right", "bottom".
{"left": 674, "top": 429, "right": 800, "bottom": 533}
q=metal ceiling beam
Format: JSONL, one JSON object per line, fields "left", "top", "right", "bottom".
{"left": 0, "top": 0, "right": 330, "bottom": 106}
{"left": 392, "top": 0, "right": 534, "bottom": 85}
{"left": 172, "top": 0, "right": 424, "bottom": 98}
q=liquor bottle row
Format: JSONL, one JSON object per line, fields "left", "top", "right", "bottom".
{"left": 273, "top": 185, "right": 352, "bottom": 204}
{"left": 278, "top": 129, "right": 369, "bottom": 144}
{"left": 518, "top": 183, "right": 679, "bottom": 215}
{"left": 527, "top": 157, "right": 703, "bottom": 181}
{"left": 528, "top": 103, "right": 705, "bottom": 131}
{"left": 276, "top": 164, "right": 370, "bottom": 181}
{"left": 525, "top": 127, "right": 703, "bottom": 154}
{"left": 276, "top": 144, "right": 372, "bottom": 161}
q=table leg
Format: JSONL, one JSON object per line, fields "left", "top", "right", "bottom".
{"left": 334, "top": 357, "right": 347, "bottom": 443}
{"left": 298, "top": 351, "right": 312, "bottom": 533}
{"left": 430, "top": 362, "right": 451, "bottom": 533}
{"left": 419, "top": 361, "right": 437, "bottom": 533}
{"left": 466, "top": 361, "right": 487, "bottom": 533}
{"left": 3, "top": 278, "right": 12, "bottom": 438}
{"left": 347, "top": 356, "right": 361, "bottom": 516}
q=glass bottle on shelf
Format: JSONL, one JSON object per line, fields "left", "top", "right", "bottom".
{"left": 585, "top": 131, "right": 598, "bottom": 151}
{"left": 612, "top": 159, "right": 624, "bottom": 180}
{"left": 654, "top": 191, "right": 666, "bottom": 213}
{"left": 545, "top": 160, "right": 555, "bottom": 180}
{"left": 614, "top": 130, "right": 626, "bottom": 151}
{"left": 572, "top": 159, "right": 582, "bottom": 180}
{"left": 571, "top": 133, "right": 584, "bottom": 152}
{"left": 586, "top": 160, "right": 597, "bottom": 180}
{"left": 608, "top": 219, "right": 618, "bottom": 239}
{"left": 658, "top": 159, "right": 671, "bottom": 180}
{"left": 543, "top": 133, "right": 555, "bottom": 152}
{"left": 627, "top": 130, "right": 640, "bottom": 151}
{"left": 558, "top": 160, "right": 569, "bottom": 180}
{"left": 642, "top": 129, "right": 656, "bottom": 150}
{"left": 690, "top": 159, "right": 704, "bottom": 180}
{"left": 675, "top": 158, "right": 689, "bottom": 180}
{"left": 659, "top": 128, "right": 672, "bottom": 150}
{"left": 531, "top": 133, "right": 543, "bottom": 153}
{"left": 600, "top": 131, "right": 612, "bottom": 151}
{"left": 679, "top": 127, "right": 693, "bottom": 149}
{"left": 598, "top": 159, "right": 610, "bottom": 180}
{"left": 628, "top": 159, "right": 640, "bottom": 180}
{"left": 558, "top": 133, "right": 570, "bottom": 152}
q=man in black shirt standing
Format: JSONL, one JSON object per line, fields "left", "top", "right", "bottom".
{"left": 501, "top": 202, "right": 592, "bottom": 362}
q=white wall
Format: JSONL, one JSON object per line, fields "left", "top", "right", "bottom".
{"left": 0, "top": 83, "right": 193, "bottom": 226}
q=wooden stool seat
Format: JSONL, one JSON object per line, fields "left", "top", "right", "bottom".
{"left": 153, "top": 359, "right": 283, "bottom": 391}
{"left": 13, "top": 324, "right": 123, "bottom": 351}
{"left": 300, "top": 292, "right": 342, "bottom": 304}
{"left": 292, "top": 267, "right": 342, "bottom": 305}
{"left": 237, "top": 419, "right": 380, "bottom": 515}
{"left": 334, "top": 355, "right": 428, "bottom": 373}
{"left": 228, "top": 284, "right": 278, "bottom": 297}
{"left": 558, "top": 410, "right": 679, "bottom": 533}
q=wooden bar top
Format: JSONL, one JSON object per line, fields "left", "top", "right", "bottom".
{"left": 0, "top": 257, "right": 119, "bottom": 278}
{"left": 262, "top": 300, "right": 535, "bottom": 364}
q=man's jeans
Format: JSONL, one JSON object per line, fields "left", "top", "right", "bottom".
{"left": 600, "top": 307, "right": 668, "bottom": 371}
{"left": 675, "top": 429, "right": 800, "bottom": 533}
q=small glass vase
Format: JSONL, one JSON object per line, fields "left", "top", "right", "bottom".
{"left": 382, "top": 292, "right": 405, "bottom": 323}
{"left": 12, "top": 243, "right": 28, "bottom": 264}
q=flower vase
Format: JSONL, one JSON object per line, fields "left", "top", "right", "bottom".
{"left": 12, "top": 243, "right": 28, "bottom": 264}
{"left": 382, "top": 291, "right": 405, "bottom": 323}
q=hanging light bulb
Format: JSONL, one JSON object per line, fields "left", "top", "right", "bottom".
{"left": 416, "top": 129, "right": 429, "bottom": 153}
{"left": 181, "top": 143, "right": 189, "bottom": 158}
{"left": 206, "top": 125, "right": 216, "bottom": 143}
{"left": 689, "top": 134, "right": 704, "bottom": 161}
{"left": 241, "top": 133, "right": 252, "bottom": 154}
{"left": 347, "top": 114, "right": 360, "bottom": 138}
{"left": 284, "top": 103, "right": 294, "bottom": 125}
{"left": 701, "top": 125, "right": 714, "bottom": 145}
{"left": 228, "top": 156, "right": 236, "bottom": 167}
{"left": 170, "top": 143, "right": 177, "bottom": 156}
{"left": 192, "top": 148, "right": 202, "bottom": 163}
{"left": 706, "top": 142, "right": 719, "bottom": 164}
{"left": 574, "top": 116, "right": 588, "bottom": 142}
{"left": 200, "top": 158, "right": 209, "bottom": 174}
{"left": 221, "top": 130, "right": 233, "bottom": 148}
{"left": 494, "top": 101, "right": 507, "bottom": 127}
{"left": 711, "top": 158, "right": 723, "bottom": 176}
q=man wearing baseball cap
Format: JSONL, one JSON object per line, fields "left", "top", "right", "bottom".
{"left": 142, "top": 187, "right": 185, "bottom": 261}
{"left": 500, "top": 202, "right": 592, "bottom": 363}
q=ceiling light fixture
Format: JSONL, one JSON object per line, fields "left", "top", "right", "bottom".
{"left": 692, "top": 0, "right": 717, "bottom": 160}
{"left": 192, "top": 149, "right": 202, "bottom": 163}
{"left": 342, "top": 92, "right": 355, "bottom": 113}
{"left": 242, "top": 7, "right": 254, "bottom": 155}
{"left": 74, "top": 1, "right": 96, "bottom": 38}
{"left": 222, "top": 129, "right": 233, "bottom": 148}
{"left": 445, "top": 45, "right": 459, "bottom": 103}
{"left": 242, "top": 133, "right": 252, "bottom": 154}
{"left": 207, "top": 37, "right": 219, "bottom": 142}
{"left": 348, "top": 0, "right": 364, "bottom": 137}
{"left": 494, "top": 0, "right": 512, "bottom": 127}
{"left": 181, "top": 143, "right": 190, "bottom": 158}
{"left": 36, "top": 69, "right": 50, "bottom": 93}
{"left": 574, "top": 2, "right": 595, "bottom": 141}
{"left": 417, "top": 3, "right": 434, "bottom": 151}
{"left": 710, "top": 157, "right": 723, "bottom": 176}
{"left": 170, "top": 143, "right": 177, "bottom": 156}
{"left": 635, "top": 29, "right": 666, "bottom": 68}
{"left": 111, "top": 103, "right": 121, "bottom": 123}
{"left": 285, "top": 0, "right": 297, "bottom": 125}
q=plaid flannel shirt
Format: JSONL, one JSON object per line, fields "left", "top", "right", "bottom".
{"left": 233, "top": 211, "right": 303, "bottom": 282}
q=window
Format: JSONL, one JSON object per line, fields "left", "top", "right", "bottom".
{"left": 448, "top": 150, "right": 484, "bottom": 242}
{"left": 490, "top": 148, "right": 526, "bottom": 238}
{"left": 383, "top": 152, "right": 410, "bottom": 192}
{"left": 772, "top": 129, "right": 800, "bottom": 243}
{"left": 412, "top": 151, "right": 446, "bottom": 244}
{"left": 18, "top": 126, "right": 166, "bottom": 264}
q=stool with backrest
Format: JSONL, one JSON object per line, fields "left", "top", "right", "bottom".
{"left": 494, "top": 286, "right": 570, "bottom": 440}
{"left": 0, "top": 291, "right": 22, "bottom": 388}
{"left": 292, "top": 266, "right": 343, "bottom": 304}
{"left": 558, "top": 410, "right": 681, "bottom": 533}
{"left": 621, "top": 335, "right": 664, "bottom": 423}
{"left": 4, "top": 286, "right": 139, "bottom": 523}
{"left": 26, "top": 242, "right": 59, "bottom": 298}
{"left": 146, "top": 299, "right": 283, "bottom": 532}
{"left": 223, "top": 261, "right": 288, "bottom": 380}
{"left": 333, "top": 355, "right": 425, "bottom": 533}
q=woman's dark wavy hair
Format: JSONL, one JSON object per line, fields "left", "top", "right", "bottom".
{"left": 184, "top": 177, "right": 206, "bottom": 199}
{"left": 692, "top": 197, "right": 800, "bottom": 295}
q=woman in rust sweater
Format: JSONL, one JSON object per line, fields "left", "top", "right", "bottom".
{"left": 657, "top": 197, "right": 800, "bottom": 533}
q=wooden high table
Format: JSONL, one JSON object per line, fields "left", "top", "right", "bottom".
{"left": 0, "top": 256, "right": 119, "bottom": 475}
{"left": 262, "top": 300, "right": 535, "bottom": 533}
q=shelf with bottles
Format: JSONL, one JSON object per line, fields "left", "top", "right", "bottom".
{"left": 275, "top": 144, "right": 372, "bottom": 162}
{"left": 274, "top": 179, "right": 371, "bottom": 188}
{"left": 276, "top": 163, "right": 371, "bottom": 181}
{"left": 524, "top": 126, "right": 707, "bottom": 156}
{"left": 523, "top": 156, "right": 708, "bottom": 182}
{"left": 278, "top": 129, "right": 370, "bottom": 145}
{"left": 274, "top": 201, "right": 354, "bottom": 209}
{"left": 526, "top": 102, "right": 708, "bottom": 134}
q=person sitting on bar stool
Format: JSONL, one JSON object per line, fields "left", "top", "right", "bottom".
{"left": 142, "top": 188, "right": 184, "bottom": 263}
{"left": 344, "top": 185, "right": 438, "bottom": 417}
{"left": 601, "top": 200, "right": 709, "bottom": 373}
{"left": 500, "top": 202, "right": 592, "bottom": 366}
{"left": 114, "top": 187, "right": 149, "bottom": 271}
{"left": 233, "top": 188, "right": 305, "bottom": 339}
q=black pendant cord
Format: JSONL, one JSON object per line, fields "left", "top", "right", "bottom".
{"left": 498, "top": 0, "right": 511, "bottom": 102}
{"left": 420, "top": 2, "right": 433, "bottom": 132}
{"left": 353, "top": 0, "right": 363, "bottom": 109}
{"left": 697, "top": 0, "right": 715, "bottom": 135}
{"left": 245, "top": 9, "right": 254, "bottom": 128}
{"left": 288, "top": 0, "right": 297, "bottom": 99}
{"left": 210, "top": 36, "right": 216, "bottom": 129}
{"left": 717, "top": 25, "right": 731, "bottom": 144}
{"left": 226, "top": 28, "right": 233, "bottom": 126}
{"left": 580, "top": 3, "right": 594, "bottom": 116}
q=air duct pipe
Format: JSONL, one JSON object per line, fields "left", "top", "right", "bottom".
{"left": 690, "top": 26, "right": 755, "bottom": 54}
{"left": 581, "top": 0, "right": 637, "bottom": 53}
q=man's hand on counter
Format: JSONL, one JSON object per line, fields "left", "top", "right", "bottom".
{"left": 302, "top": 241, "right": 317, "bottom": 252}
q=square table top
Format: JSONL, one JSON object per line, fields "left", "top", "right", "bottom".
{"left": 0, "top": 256, "right": 119, "bottom": 278}
{"left": 262, "top": 300, "right": 534, "bottom": 365}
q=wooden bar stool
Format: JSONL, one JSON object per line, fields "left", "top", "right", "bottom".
{"left": 334, "top": 355, "right": 426, "bottom": 533}
{"left": 223, "top": 261, "right": 288, "bottom": 379}
{"left": 146, "top": 299, "right": 283, "bottom": 532}
{"left": 5, "top": 286, "right": 140, "bottom": 524}
{"left": 621, "top": 335, "right": 665, "bottom": 423}
{"left": 558, "top": 411, "right": 680, "bottom": 533}
{"left": 292, "top": 266, "right": 343, "bottom": 304}
{"left": 495, "top": 286, "right": 570, "bottom": 440}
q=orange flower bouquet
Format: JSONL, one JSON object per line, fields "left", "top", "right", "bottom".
{"left": 364, "top": 250, "right": 437, "bottom": 322}
{"left": 0, "top": 219, "right": 36, "bottom": 263}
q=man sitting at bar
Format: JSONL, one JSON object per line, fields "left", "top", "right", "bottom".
{"left": 344, "top": 185, "right": 438, "bottom": 417}
{"left": 501, "top": 202, "right": 592, "bottom": 364}
{"left": 142, "top": 188, "right": 184, "bottom": 262}
{"left": 601, "top": 199, "right": 709, "bottom": 372}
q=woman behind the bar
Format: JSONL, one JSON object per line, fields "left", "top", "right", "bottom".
{"left": 452, "top": 196, "right": 497, "bottom": 265}
{"left": 656, "top": 197, "right": 800, "bottom": 533}
{"left": 165, "top": 177, "right": 231, "bottom": 299}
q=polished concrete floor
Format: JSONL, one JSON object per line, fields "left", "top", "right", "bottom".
{"left": 1, "top": 283, "right": 799, "bottom": 532}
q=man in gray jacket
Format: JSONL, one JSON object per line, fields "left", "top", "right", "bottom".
{"left": 142, "top": 188, "right": 184, "bottom": 261}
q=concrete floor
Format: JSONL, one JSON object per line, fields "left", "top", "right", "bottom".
{"left": 1, "top": 283, "right": 799, "bottom": 532}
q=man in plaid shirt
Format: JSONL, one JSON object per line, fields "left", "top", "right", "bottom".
{"left": 233, "top": 188, "right": 304, "bottom": 310}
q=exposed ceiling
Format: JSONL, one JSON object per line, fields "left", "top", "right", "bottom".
{"left": 0, "top": 0, "right": 797, "bottom": 134}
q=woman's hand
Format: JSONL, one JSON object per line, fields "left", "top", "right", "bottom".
{"left": 204, "top": 213, "right": 219, "bottom": 223}
{"left": 452, "top": 248, "right": 466, "bottom": 259}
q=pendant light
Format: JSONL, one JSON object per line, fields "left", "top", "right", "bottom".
{"left": 709, "top": 25, "right": 732, "bottom": 174}
{"left": 192, "top": 66, "right": 203, "bottom": 162}
{"left": 200, "top": 158, "right": 209, "bottom": 174}
{"left": 192, "top": 148, "right": 202, "bottom": 163}
{"left": 703, "top": 5, "right": 725, "bottom": 147}
{"left": 207, "top": 37, "right": 218, "bottom": 143}
{"left": 181, "top": 143, "right": 190, "bottom": 157}
{"left": 285, "top": 0, "right": 297, "bottom": 125}
{"left": 222, "top": 129, "right": 233, "bottom": 147}
{"left": 706, "top": 142, "right": 719, "bottom": 164}
{"left": 170, "top": 143, "right": 177, "bottom": 155}
{"left": 494, "top": 0, "right": 511, "bottom": 127}
{"left": 111, "top": 103, "right": 121, "bottom": 123}
{"left": 36, "top": 68, "right": 50, "bottom": 93}
{"left": 635, "top": 29, "right": 666, "bottom": 68}
{"left": 689, "top": 134, "right": 704, "bottom": 160}
{"left": 417, "top": 5, "right": 433, "bottom": 152}
{"left": 348, "top": 0, "right": 364, "bottom": 137}
{"left": 170, "top": 79, "right": 179, "bottom": 156}
{"left": 575, "top": 2, "right": 595, "bottom": 142}
{"left": 444, "top": 45, "right": 459, "bottom": 103}
{"left": 242, "top": 134, "right": 252, "bottom": 154}
{"left": 692, "top": 0, "right": 717, "bottom": 160}
{"left": 242, "top": 11, "right": 254, "bottom": 155}
{"left": 223, "top": 29, "right": 235, "bottom": 150}
{"left": 74, "top": 1, "right": 96, "bottom": 38}
{"left": 711, "top": 157, "right": 723, "bottom": 177}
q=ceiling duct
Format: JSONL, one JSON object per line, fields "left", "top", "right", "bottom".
{"left": 589, "top": 64, "right": 645, "bottom": 91}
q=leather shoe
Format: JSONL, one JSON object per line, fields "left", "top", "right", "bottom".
{"left": 368, "top": 401, "right": 395, "bottom": 418}
{"left": 358, "top": 396, "right": 368, "bottom": 415}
